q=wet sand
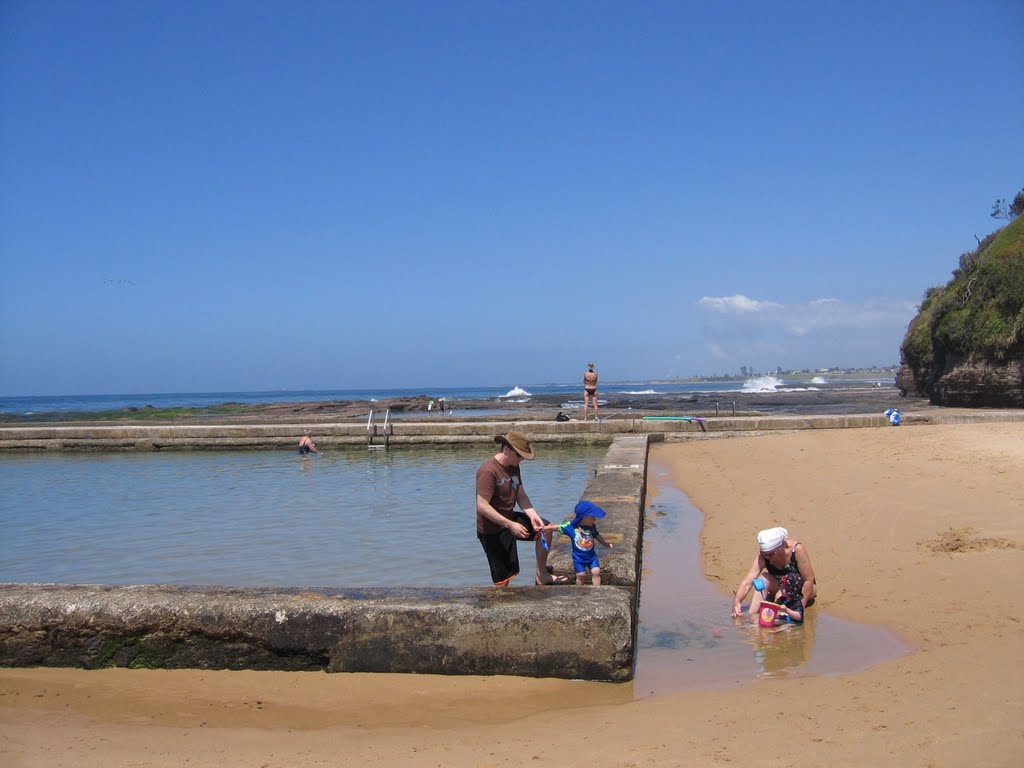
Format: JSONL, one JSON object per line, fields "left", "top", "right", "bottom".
{"left": 3, "top": 421, "right": 1023, "bottom": 766}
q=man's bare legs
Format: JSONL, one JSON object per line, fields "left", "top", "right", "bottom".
{"left": 534, "top": 531, "right": 568, "bottom": 584}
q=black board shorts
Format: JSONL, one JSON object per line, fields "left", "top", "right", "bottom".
{"left": 478, "top": 512, "right": 538, "bottom": 586}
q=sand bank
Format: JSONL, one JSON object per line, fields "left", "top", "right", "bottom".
{"left": 2, "top": 422, "right": 1022, "bottom": 766}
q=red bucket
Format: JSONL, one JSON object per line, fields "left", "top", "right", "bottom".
{"left": 757, "top": 601, "right": 782, "bottom": 627}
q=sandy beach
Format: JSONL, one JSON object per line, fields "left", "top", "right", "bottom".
{"left": 2, "top": 421, "right": 1022, "bottom": 767}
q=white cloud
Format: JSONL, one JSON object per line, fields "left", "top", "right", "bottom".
{"left": 697, "top": 295, "right": 784, "bottom": 314}
{"left": 707, "top": 343, "right": 726, "bottom": 359}
{"left": 694, "top": 294, "right": 918, "bottom": 369}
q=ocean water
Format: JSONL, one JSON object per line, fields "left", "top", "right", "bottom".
{"left": 0, "top": 444, "right": 606, "bottom": 588}
{"left": 0, "top": 375, "right": 894, "bottom": 416}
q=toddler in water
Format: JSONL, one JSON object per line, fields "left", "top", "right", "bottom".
{"left": 544, "top": 500, "right": 613, "bottom": 585}
{"left": 773, "top": 573, "right": 805, "bottom": 624}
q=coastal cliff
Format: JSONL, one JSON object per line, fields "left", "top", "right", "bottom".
{"left": 898, "top": 215, "right": 1024, "bottom": 407}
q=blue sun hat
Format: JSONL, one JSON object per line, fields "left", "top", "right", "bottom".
{"left": 573, "top": 500, "right": 606, "bottom": 524}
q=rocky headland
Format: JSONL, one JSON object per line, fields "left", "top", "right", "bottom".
{"left": 898, "top": 214, "right": 1023, "bottom": 407}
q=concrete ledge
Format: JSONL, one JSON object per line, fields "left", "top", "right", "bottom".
{"left": 0, "top": 583, "right": 635, "bottom": 681}
{"left": 546, "top": 435, "right": 649, "bottom": 587}
{"left": 0, "top": 421, "right": 618, "bottom": 451}
{"left": 2, "top": 411, "right": 1022, "bottom": 451}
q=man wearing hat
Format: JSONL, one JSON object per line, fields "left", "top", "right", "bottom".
{"left": 476, "top": 431, "right": 568, "bottom": 586}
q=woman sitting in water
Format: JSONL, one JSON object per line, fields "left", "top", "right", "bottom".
{"left": 731, "top": 526, "right": 817, "bottom": 618}
{"left": 298, "top": 431, "right": 318, "bottom": 455}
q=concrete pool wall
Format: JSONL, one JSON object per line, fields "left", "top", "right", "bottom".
{"left": 1, "top": 409, "right": 1020, "bottom": 452}
{"left": 0, "top": 435, "right": 650, "bottom": 681}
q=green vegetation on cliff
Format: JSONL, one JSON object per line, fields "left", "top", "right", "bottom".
{"left": 900, "top": 215, "right": 1024, "bottom": 398}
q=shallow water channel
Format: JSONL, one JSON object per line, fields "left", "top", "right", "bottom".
{"left": 632, "top": 459, "right": 910, "bottom": 695}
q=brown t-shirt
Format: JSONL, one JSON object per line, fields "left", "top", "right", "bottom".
{"left": 475, "top": 456, "right": 533, "bottom": 535}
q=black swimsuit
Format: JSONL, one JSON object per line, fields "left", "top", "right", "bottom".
{"left": 766, "top": 544, "right": 814, "bottom": 616}
{"left": 764, "top": 546, "right": 800, "bottom": 578}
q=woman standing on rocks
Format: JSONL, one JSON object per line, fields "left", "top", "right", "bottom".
{"left": 583, "top": 362, "right": 599, "bottom": 421}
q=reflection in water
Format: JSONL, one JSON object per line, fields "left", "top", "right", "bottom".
{"left": 740, "top": 611, "right": 817, "bottom": 678}
{"left": 632, "top": 460, "right": 909, "bottom": 696}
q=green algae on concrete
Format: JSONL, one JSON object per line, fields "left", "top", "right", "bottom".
{"left": 0, "top": 583, "right": 634, "bottom": 680}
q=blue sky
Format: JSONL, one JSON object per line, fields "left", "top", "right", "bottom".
{"left": 1, "top": 1, "right": 1021, "bottom": 396}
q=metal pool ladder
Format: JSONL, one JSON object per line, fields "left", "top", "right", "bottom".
{"left": 367, "top": 408, "right": 392, "bottom": 450}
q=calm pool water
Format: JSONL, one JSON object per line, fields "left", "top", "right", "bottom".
{"left": 0, "top": 445, "right": 605, "bottom": 588}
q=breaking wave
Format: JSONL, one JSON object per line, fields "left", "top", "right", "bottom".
{"left": 742, "top": 376, "right": 784, "bottom": 392}
{"left": 500, "top": 386, "right": 532, "bottom": 398}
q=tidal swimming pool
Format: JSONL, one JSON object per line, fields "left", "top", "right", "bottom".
{"left": 0, "top": 445, "right": 606, "bottom": 588}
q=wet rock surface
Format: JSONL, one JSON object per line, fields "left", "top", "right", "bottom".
{"left": 932, "top": 361, "right": 1024, "bottom": 408}
{"left": 898, "top": 360, "right": 1023, "bottom": 407}
{"left": 184, "top": 388, "right": 930, "bottom": 424}
{"left": 1, "top": 384, "right": 933, "bottom": 427}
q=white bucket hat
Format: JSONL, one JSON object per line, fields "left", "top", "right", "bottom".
{"left": 757, "top": 527, "right": 789, "bottom": 553}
